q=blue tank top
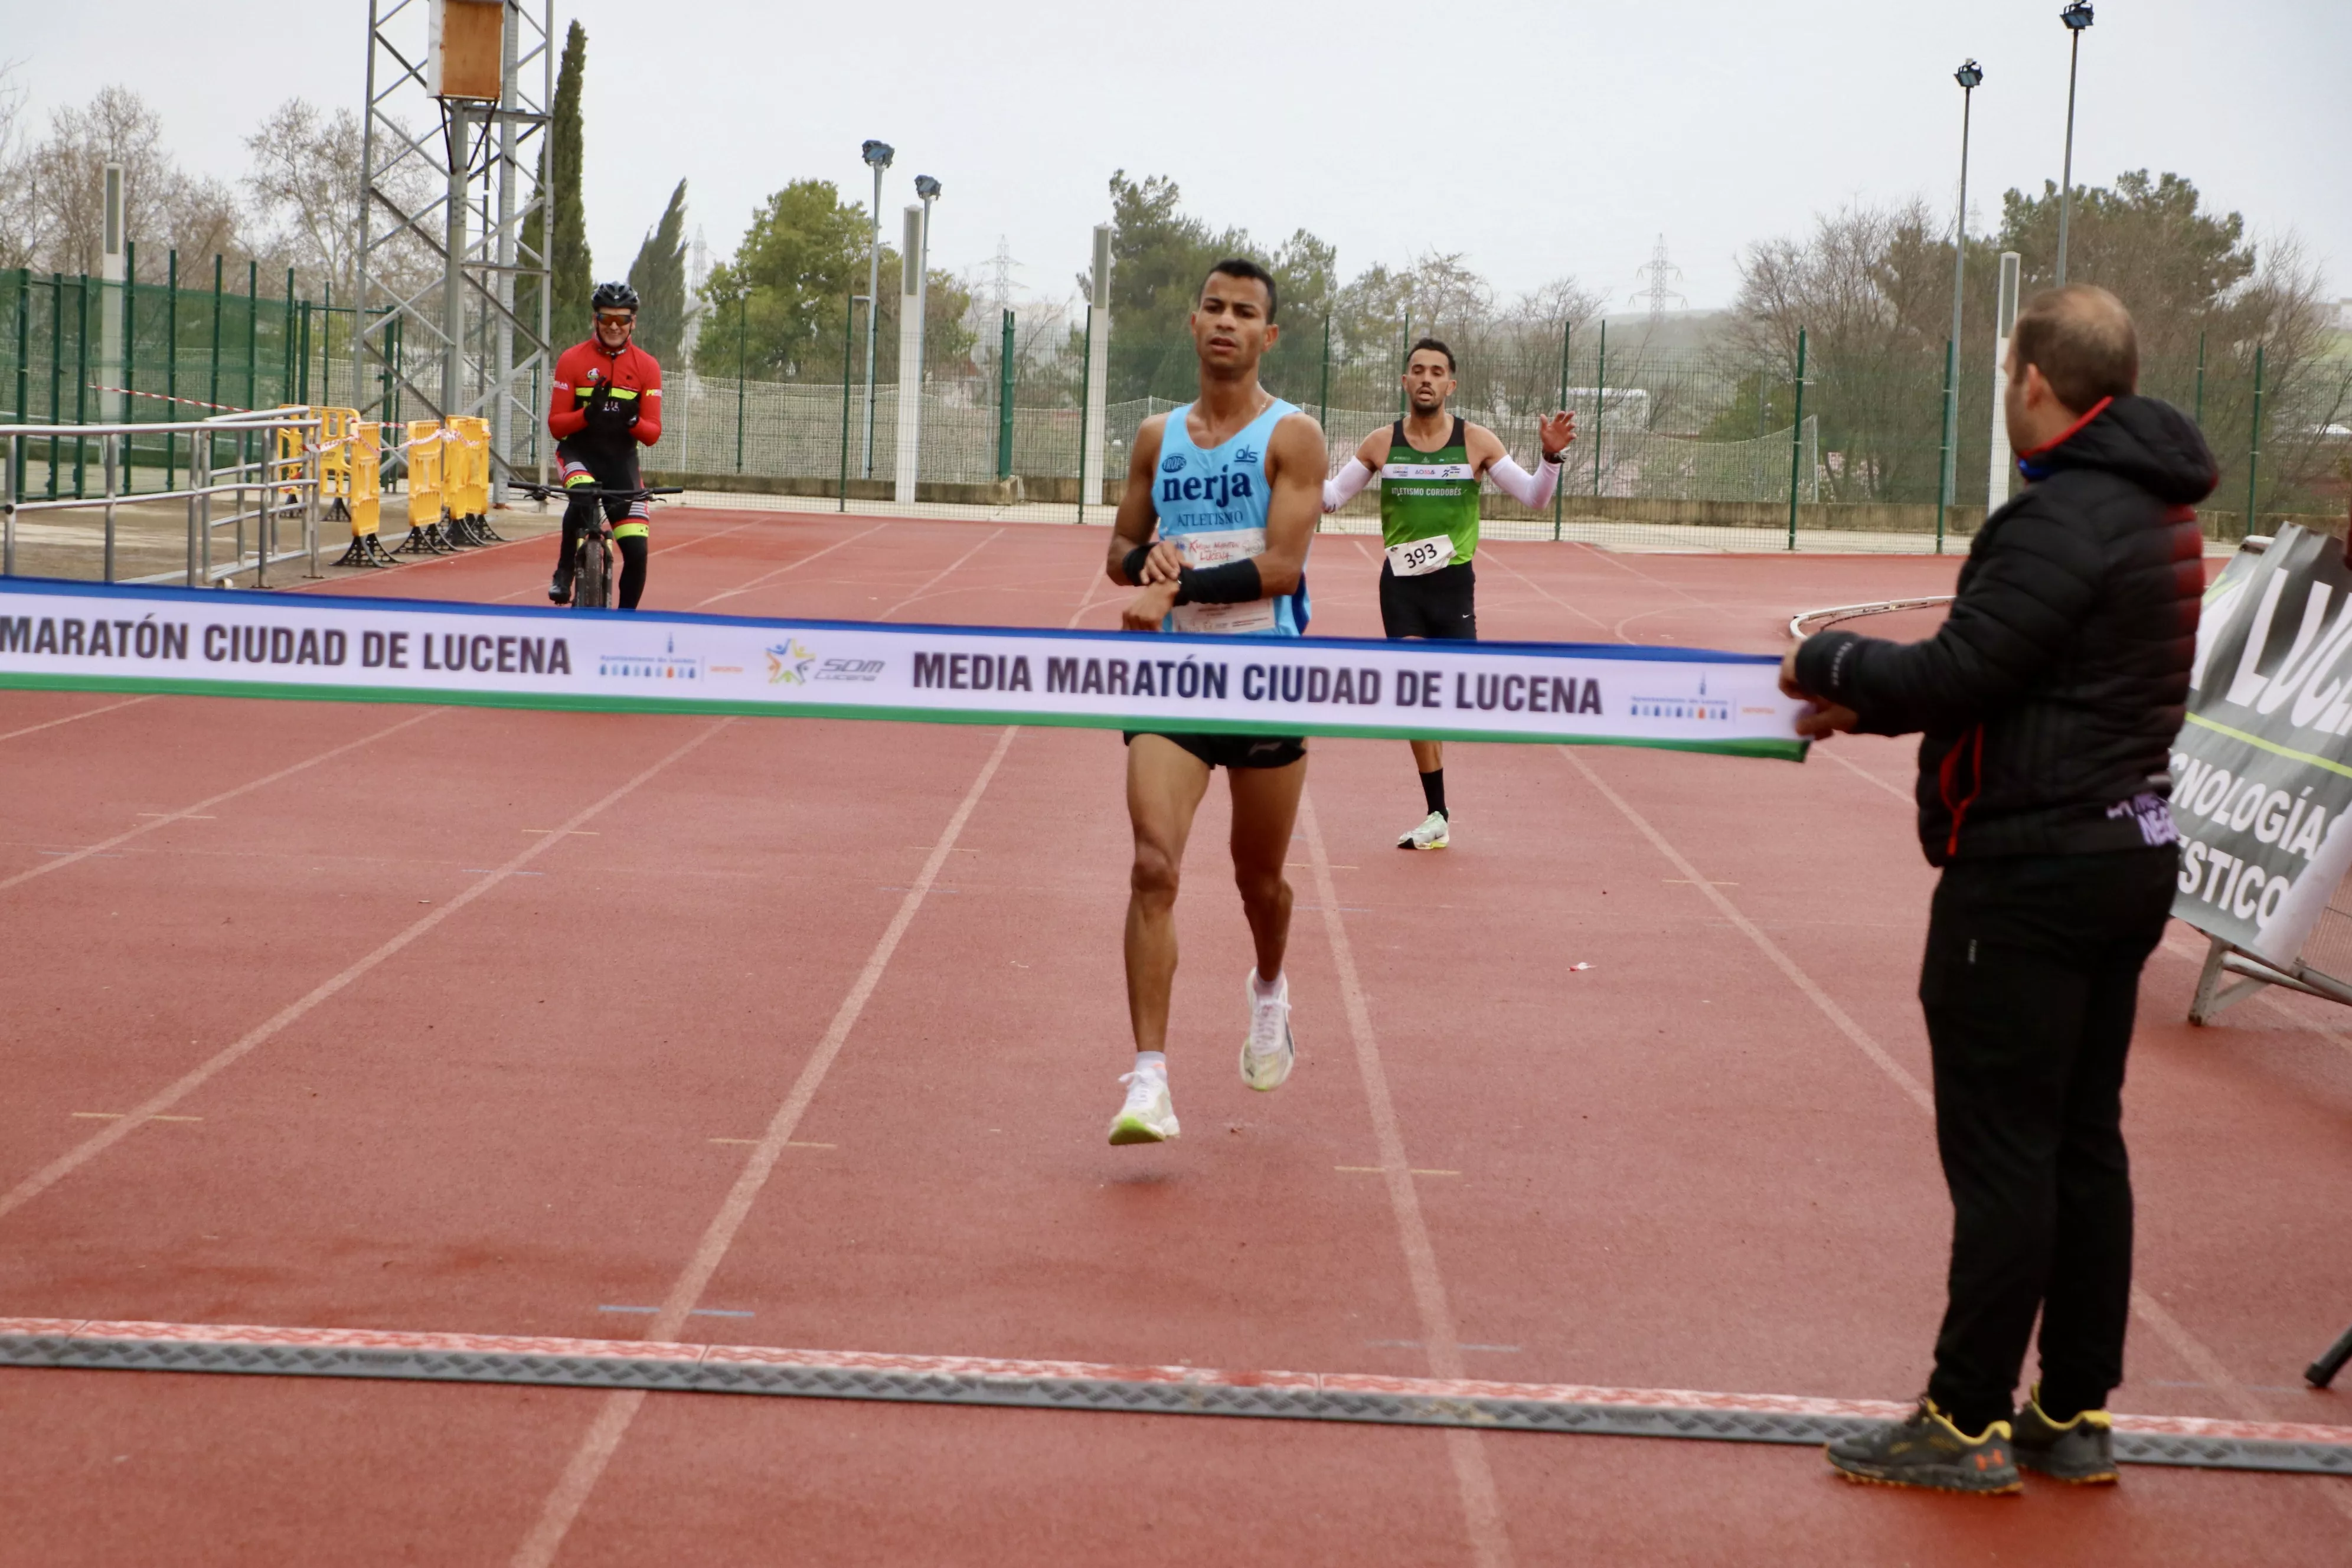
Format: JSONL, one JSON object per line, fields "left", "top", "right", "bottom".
{"left": 1152, "top": 397, "right": 1309, "bottom": 637}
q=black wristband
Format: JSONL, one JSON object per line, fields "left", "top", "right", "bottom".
{"left": 1122, "top": 545, "right": 1154, "bottom": 586}
{"left": 1173, "top": 558, "right": 1263, "bottom": 606}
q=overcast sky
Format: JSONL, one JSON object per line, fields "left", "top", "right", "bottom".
{"left": 10, "top": 1, "right": 2348, "bottom": 315}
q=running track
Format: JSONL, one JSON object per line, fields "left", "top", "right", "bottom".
{"left": 1, "top": 511, "right": 2347, "bottom": 1563}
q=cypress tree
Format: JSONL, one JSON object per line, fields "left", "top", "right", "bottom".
{"left": 548, "top": 21, "right": 592, "bottom": 331}
{"left": 627, "top": 180, "right": 690, "bottom": 365}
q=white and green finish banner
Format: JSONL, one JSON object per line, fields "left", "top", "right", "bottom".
{"left": 0, "top": 579, "right": 1809, "bottom": 760}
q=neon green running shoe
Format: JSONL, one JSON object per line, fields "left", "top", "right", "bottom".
{"left": 1108, "top": 1069, "right": 1179, "bottom": 1145}
{"left": 1397, "top": 811, "right": 1449, "bottom": 850}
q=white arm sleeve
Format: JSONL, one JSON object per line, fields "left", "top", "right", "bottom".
{"left": 1322, "top": 456, "right": 1374, "bottom": 514}
{"left": 1488, "top": 454, "right": 1562, "bottom": 510}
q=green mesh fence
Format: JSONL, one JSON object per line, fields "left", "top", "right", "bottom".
{"left": 6, "top": 265, "right": 2344, "bottom": 553}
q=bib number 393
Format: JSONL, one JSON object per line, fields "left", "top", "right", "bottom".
{"left": 1386, "top": 534, "right": 1456, "bottom": 577}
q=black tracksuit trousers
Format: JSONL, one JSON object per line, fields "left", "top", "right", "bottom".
{"left": 1918, "top": 846, "right": 2178, "bottom": 1435}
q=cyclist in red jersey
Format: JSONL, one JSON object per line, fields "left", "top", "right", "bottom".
{"left": 547, "top": 281, "right": 664, "bottom": 607}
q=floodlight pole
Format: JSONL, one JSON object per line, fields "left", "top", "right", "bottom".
{"left": 860, "top": 140, "right": 893, "bottom": 478}
{"left": 1940, "top": 63, "right": 1980, "bottom": 545}
{"left": 2056, "top": 4, "right": 2093, "bottom": 286}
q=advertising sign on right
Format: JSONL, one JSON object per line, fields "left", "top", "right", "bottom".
{"left": 2170, "top": 524, "right": 2352, "bottom": 971}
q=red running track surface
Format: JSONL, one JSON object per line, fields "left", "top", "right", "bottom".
{"left": 1, "top": 510, "right": 2347, "bottom": 1564}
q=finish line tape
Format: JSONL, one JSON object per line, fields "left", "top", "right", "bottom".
{"left": 0, "top": 577, "right": 1808, "bottom": 759}
{"left": 4, "top": 1318, "right": 2345, "bottom": 1475}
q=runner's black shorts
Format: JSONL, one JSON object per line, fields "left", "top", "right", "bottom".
{"left": 1380, "top": 558, "right": 1477, "bottom": 641}
{"left": 1123, "top": 731, "right": 1307, "bottom": 770}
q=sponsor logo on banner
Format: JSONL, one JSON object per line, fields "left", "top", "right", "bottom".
{"left": 1629, "top": 675, "right": 1730, "bottom": 723}
{"left": 813, "top": 656, "right": 884, "bottom": 682}
{"left": 765, "top": 639, "right": 816, "bottom": 685}
{"left": 600, "top": 634, "right": 701, "bottom": 682}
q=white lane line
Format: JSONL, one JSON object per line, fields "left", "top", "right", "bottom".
{"left": 0, "top": 719, "right": 731, "bottom": 1224}
{"left": 1471, "top": 546, "right": 1612, "bottom": 635}
{"left": 0, "top": 695, "right": 152, "bottom": 743}
{"left": 510, "top": 552, "right": 1100, "bottom": 1568}
{"left": 690, "top": 521, "right": 890, "bottom": 610}
{"left": 1558, "top": 749, "right": 1933, "bottom": 1113}
{"left": 0, "top": 707, "right": 445, "bottom": 895}
{"left": 1820, "top": 746, "right": 1915, "bottom": 804}
{"left": 874, "top": 528, "right": 1005, "bottom": 620}
{"left": 1299, "top": 790, "right": 1513, "bottom": 1568}
{"left": 1558, "top": 745, "right": 2338, "bottom": 1490}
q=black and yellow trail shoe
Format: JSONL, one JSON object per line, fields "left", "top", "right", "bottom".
{"left": 1825, "top": 1398, "right": 2023, "bottom": 1495}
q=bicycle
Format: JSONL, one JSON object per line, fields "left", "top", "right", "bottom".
{"left": 513, "top": 481, "right": 683, "bottom": 610}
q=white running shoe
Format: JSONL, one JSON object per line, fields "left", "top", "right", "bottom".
{"left": 1240, "top": 971, "right": 1295, "bottom": 1092}
{"left": 1108, "top": 1068, "right": 1180, "bottom": 1145}
{"left": 1397, "top": 811, "right": 1451, "bottom": 850}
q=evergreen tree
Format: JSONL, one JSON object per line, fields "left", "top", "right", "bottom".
{"left": 548, "top": 21, "right": 592, "bottom": 331}
{"left": 627, "top": 179, "right": 689, "bottom": 365}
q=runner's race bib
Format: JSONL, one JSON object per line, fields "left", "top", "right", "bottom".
{"left": 1164, "top": 528, "right": 1278, "bottom": 635}
{"left": 1385, "top": 534, "right": 1457, "bottom": 579}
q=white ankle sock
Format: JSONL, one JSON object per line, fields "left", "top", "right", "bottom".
{"left": 1132, "top": 1050, "right": 1167, "bottom": 1076}
{"left": 1250, "top": 970, "right": 1285, "bottom": 1002}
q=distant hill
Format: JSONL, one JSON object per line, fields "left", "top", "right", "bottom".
{"left": 1589, "top": 309, "right": 1734, "bottom": 356}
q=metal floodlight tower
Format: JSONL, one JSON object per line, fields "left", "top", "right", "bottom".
{"left": 2056, "top": 1, "right": 2093, "bottom": 286}
{"left": 1941, "top": 60, "right": 1982, "bottom": 520}
{"left": 859, "top": 139, "right": 894, "bottom": 478}
{"left": 357, "top": 1, "right": 556, "bottom": 501}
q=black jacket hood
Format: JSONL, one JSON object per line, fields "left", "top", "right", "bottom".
{"left": 2024, "top": 393, "right": 2219, "bottom": 507}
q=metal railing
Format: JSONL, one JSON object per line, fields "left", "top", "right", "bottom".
{"left": 0, "top": 407, "right": 322, "bottom": 587}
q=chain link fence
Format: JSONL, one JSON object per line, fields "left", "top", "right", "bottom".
{"left": 6, "top": 266, "right": 2346, "bottom": 556}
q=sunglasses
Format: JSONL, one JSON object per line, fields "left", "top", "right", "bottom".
{"left": 596, "top": 312, "right": 636, "bottom": 326}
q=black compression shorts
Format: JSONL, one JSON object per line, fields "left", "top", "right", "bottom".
{"left": 1123, "top": 731, "right": 1307, "bottom": 770}
{"left": 1380, "top": 558, "right": 1477, "bottom": 641}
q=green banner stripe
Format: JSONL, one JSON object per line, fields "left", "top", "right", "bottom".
{"left": 2183, "top": 711, "right": 2352, "bottom": 780}
{"left": 0, "top": 672, "right": 1812, "bottom": 762}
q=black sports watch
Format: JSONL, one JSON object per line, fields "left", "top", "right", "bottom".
{"left": 1540, "top": 448, "right": 1565, "bottom": 465}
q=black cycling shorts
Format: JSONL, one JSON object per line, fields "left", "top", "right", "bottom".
{"left": 1380, "top": 558, "right": 1478, "bottom": 641}
{"left": 1123, "top": 731, "right": 1307, "bottom": 770}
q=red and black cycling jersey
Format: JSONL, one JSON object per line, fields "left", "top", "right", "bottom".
{"left": 548, "top": 338, "right": 663, "bottom": 456}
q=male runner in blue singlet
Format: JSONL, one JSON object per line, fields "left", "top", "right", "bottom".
{"left": 1102, "top": 259, "right": 1328, "bottom": 1145}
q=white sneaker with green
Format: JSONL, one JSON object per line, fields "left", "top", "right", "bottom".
{"left": 1397, "top": 811, "right": 1450, "bottom": 850}
{"left": 1108, "top": 1063, "right": 1179, "bottom": 1145}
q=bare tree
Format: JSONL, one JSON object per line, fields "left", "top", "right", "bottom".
{"left": 1730, "top": 200, "right": 1951, "bottom": 500}
{"left": 0, "top": 63, "right": 35, "bottom": 270}
{"left": 243, "top": 98, "right": 365, "bottom": 300}
{"left": 21, "top": 85, "right": 253, "bottom": 277}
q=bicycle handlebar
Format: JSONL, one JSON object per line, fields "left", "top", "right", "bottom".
{"left": 512, "top": 481, "right": 687, "bottom": 502}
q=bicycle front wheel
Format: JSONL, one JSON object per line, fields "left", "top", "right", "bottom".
{"left": 575, "top": 537, "right": 611, "bottom": 610}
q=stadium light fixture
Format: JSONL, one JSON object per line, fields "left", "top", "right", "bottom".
{"left": 914, "top": 175, "right": 942, "bottom": 201}
{"left": 2056, "top": 4, "right": 2093, "bottom": 283}
{"left": 1941, "top": 60, "right": 1983, "bottom": 526}
{"left": 859, "top": 141, "right": 895, "bottom": 478}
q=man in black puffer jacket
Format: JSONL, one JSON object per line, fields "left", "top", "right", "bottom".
{"left": 1784, "top": 285, "right": 2216, "bottom": 1495}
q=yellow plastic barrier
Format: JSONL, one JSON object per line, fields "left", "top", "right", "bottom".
{"left": 322, "top": 409, "right": 358, "bottom": 508}
{"left": 447, "top": 415, "right": 497, "bottom": 544}
{"left": 396, "top": 419, "right": 452, "bottom": 554}
{"left": 336, "top": 421, "right": 394, "bottom": 567}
